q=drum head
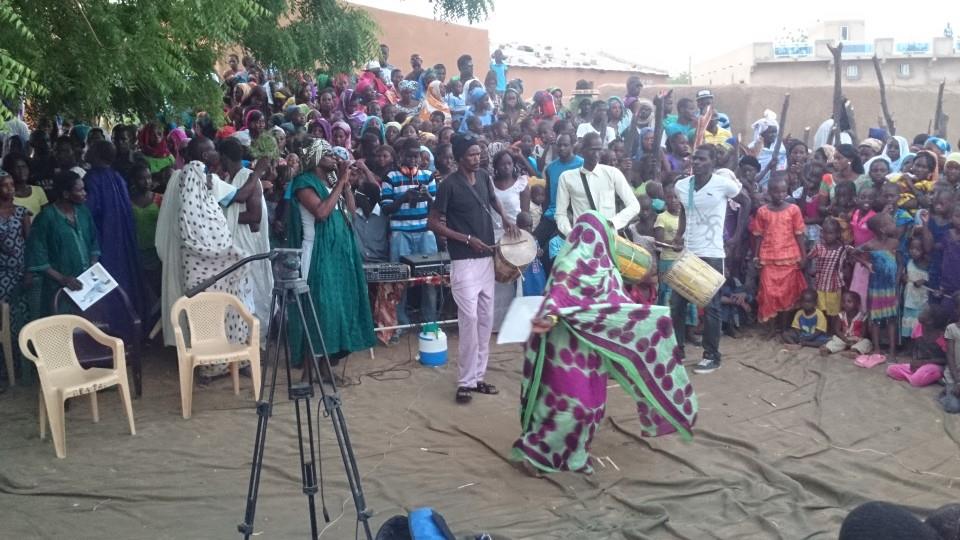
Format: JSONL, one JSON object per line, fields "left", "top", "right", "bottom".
{"left": 499, "top": 229, "right": 537, "bottom": 266}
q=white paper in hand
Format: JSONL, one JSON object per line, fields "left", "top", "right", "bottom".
{"left": 497, "top": 296, "right": 545, "bottom": 344}
{"left": 65, "top": 263, "right": 118, "bottom": 311}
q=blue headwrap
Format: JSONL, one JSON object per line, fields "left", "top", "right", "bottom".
{"left": 926, "top": 137, "right": 951, "bottom": 154}
{"left": 359, "top": 117, "right": 386, "bottom": 144}
{"left": 468, "top": 87, "right": 487, "bottom": 107}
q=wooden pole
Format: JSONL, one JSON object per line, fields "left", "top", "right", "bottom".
{"left": 802, "top": 126, "right": 811, "bottom": 146}
{"left": 759, "top": 93, "right": 791, "bottom": 183}
{"left": 828, "top": 42, "right": 844, "bottom": 146}
{"left": 651, "top": 89, "right": 670, "bottom": 182}
{"left": 871, "top": 55, "right": 896, "bottom": 136}
{"left": 844, "top": 100, "right": 859, "bottom": 145}
{"left": 934, "top": 79, "right": 946, "bottom": 137}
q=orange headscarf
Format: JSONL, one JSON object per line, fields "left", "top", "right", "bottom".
{"left": 419, "top": 80, "right": 451, "bottom": 124}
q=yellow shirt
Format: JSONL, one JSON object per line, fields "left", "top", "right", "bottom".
{"left": 704, "top": 127, "right": 733, "bottom": 146}
{"left": 654, "top": 211, "right": 681, "bottom": 261}
{"left": 14, "top": 185, "right": 48, "bottom": 216}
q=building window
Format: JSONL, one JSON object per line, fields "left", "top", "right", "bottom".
{"left": 845, "top": 64, "right": 860, "bottom": 79}
{"left": 898, "top": 63, "right": 911, "bottom": 77}
{"left": 840, "top": 25, "right": 849, "bottom": 41}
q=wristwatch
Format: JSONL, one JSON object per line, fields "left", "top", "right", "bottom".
{"left": 465, "top": 235, "right": 472, "bottom": 244}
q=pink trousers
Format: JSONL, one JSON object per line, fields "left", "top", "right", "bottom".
{"left": 450, "top": 257, "right": 495, "bottom": 388}
{"left": 886, "top": 363, "right": 944, "bottom": 387}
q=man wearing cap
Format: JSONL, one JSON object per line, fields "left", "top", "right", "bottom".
{"left": 695, "top": 89, "right": 714, "bottom": 115}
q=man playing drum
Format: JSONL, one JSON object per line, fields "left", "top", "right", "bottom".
{"left": 673, "top": 145, "right": 751, "bottom": 374}
{"left": 554, "top": 132, "right": 640, "bottom": 237}
{"left": 429, "top": 135, "right": 519, "bottom": 404}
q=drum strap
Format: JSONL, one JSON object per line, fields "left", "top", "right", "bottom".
{"left": 579, "top": 172, "right": 598, "bottom": 212}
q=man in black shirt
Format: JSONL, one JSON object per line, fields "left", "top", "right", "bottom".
{"left": 429, "top": 135, "right": 517, "bottom": 404}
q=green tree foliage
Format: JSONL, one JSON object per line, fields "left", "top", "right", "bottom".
{"left": 0, "top": 0, "right": 46, "bottom": 123}
{"left": 0, "top": 0, "right": 492, "bottom": 121}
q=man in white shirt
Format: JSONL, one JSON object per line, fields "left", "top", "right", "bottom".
{"left": 555, "top": 132, "right": 640, "bottom": 237}
{"left": 575, "top": 101, "right": 617, "bottom": 146}
{"left": 673, "top": 145, "right": 751, "bottom": 374}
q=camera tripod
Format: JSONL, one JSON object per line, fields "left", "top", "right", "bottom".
{"left": 184, "top": 249, "right": 373, "bottom": 539}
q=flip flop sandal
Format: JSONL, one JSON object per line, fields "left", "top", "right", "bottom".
{"left": 456, "top": 386, "right": 473, "bottom": 404}
{"left": 473, "top": 381, "right": 499, "bottom": 395}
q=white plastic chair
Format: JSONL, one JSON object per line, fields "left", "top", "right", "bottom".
{"left": 19, "top": 315, "right": 136, "bottom": 459}
{"left": 171, "top": 292, "right": 261, "bottom": 419}
{"left": 2, "top": 301, "right": 13, "bottom": 386}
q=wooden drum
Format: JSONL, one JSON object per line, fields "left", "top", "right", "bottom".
{"left": 614, "top": 236, "right": 654, "bottom": 282}
{"left": 494, "top": 230, "right": 537, "bottom": 283}
{"left": 662, "top": 251, "right": 725, "bottom": 307}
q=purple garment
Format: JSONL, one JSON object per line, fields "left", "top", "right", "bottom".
{"left": 941, "top": 232, "right": 960, "bottom": 296}
{"left": 83, "top": 166, "right": 147, "bottom": 324}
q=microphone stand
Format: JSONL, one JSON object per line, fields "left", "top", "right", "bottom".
{"left": 184, "top": 248, "right": 373, "bottom": 539}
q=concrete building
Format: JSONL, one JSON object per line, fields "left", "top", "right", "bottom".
{"left": 694, "top": 19, "right": 960, "bottom": 88}
{"left": 494, "top": 42, "right": 668, "bottom": 98}
{"left": 356, "top": 4, "right": 668, "bottom": 98}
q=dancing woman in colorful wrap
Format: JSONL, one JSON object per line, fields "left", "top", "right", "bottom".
{"left": 513, "top": 211, "right": 698, "bottom": 474}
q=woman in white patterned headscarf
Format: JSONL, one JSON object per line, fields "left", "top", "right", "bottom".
{"left": 178, "top": 160, "right": 250, "bottom": 379}
{"left": 286, "top": 137, "right": 374, "bottom": 373}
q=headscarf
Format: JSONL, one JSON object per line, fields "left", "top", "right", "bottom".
{"left": 946, "top": 152, "right": 960, "bottom": 168}
{"left": 926, "top": 136, "right": 951, "bottom": 154}
{"left": 217, "top": 125, "right": 237, "bottom": 140}
{"left": 309, "top": 118, "right": 332, "bottom": 141}
{"left": 468, "top": 87, "right": 488, "bottom": 108}
{"left": 302, "top": 137, "right": 334, "bottom": 170}
{"left": 166, "top": 127, "right": 189, "bottom": 170}
{"left": 633, "top": 127, "right": 656, "bottom": 160}
{"left": 751, "top": 109, "right": 779, "bottom": 146}
{"left": 138, "top": 123, "right": 171, "bottom": 158}
{"left": 419, "top": 145, "right": 435, "bottom": 172}
{"left": 863, "top": 155, "right": 892, "bottom": 184}
{"left": 360, "top": 117, "right": 386, "bottom": 144}
{"left": 633, "top": 98, "right": 655, "bottom": 129}
{"left": 607, "top": 96, "right": 633, "bottom": 136}
{"left": 419, "top": 80, "right": 451, "bottom": 123}
{"left": 398, "top": 79, "right": 418, "bottom": 94}
{"left": 886, "top": 135, "right": 910, "bottom": 172}
{"left": 859, "top": 138, "right": 883, "bottom": 155}
{"left": 178, "top": 161, "right": 241, "bottom": 261}
{"left": 816, "top": 144, "right": 837, "bottom": 167}
{"left": 332, "top": 120, "right": 352, "bottom": 150}
{"left": 385, "top": 121, "right": 402, "bottom": 133}
{"left": 332, "top": 146, "right": 352, "bottom": 162}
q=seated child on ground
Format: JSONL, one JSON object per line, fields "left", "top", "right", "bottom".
{"left": 887, "top": 304, "right": 950, "bottom": 387}
{"left": 783, "top": 289, "right": 830, "bottom": 349}
{"left": 820, "top": 291, "right": 871, "bottom": 357}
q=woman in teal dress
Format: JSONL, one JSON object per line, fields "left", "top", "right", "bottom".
{"left": 27, "top": 171, "right": 100, "bottom": 317}
{"left": 514, "top": 211, "right": 698, "bottom": 474}
{"left": 287, "top": 138, "right": 375, "bottom": 369}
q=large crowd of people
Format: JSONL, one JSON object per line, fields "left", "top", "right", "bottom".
{"left": 3, "top": 45, "right": 960, "bottom": 469}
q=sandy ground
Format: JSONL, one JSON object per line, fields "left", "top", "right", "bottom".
{"left": 3, "top": 331, "right": 960, "bottom": 540}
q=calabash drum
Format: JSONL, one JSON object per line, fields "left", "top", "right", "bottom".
{"left": 662, "top": 251, "right": 725, "bottom": 307}
{"left": 494, "top": 230, "right": 537, "bottom": 283}
{"left": 614, "top": 236, "right": 654, "bottom": 282}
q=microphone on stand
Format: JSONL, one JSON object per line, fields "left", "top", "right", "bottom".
{"left": 184, "top": 251, "right": 278, "bottom": 298}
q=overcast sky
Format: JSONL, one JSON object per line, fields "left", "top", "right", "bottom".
{"left": 349, "top": 0, "right": 951, "bottom": 74}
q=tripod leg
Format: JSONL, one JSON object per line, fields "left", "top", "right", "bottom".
{"left": 299, "top": 290, "right": 374, "bottom": 540}
{"left": 290, "top": 383, "right": 321, "bottom": 538}
{"left": 238, "top": 289, "right": 287, "bottom": 539}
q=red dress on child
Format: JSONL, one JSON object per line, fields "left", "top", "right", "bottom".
{"left": 750, "top": 204, "right": 808, "bottom": 322}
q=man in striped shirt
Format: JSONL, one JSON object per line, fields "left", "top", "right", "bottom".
{"left": 381, "top": 138, "right": 440, "bottom": 329}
